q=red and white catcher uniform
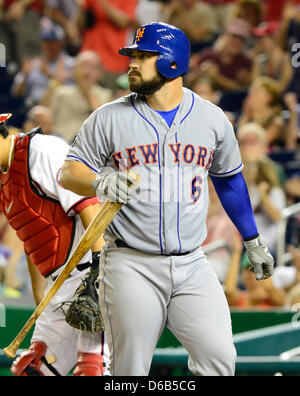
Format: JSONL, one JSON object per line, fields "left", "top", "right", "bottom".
{"left": 0, "top": 127, "right": 110, "bottom": 376}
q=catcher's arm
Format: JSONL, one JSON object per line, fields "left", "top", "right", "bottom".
{"left": 78, "top": 203, "right": 104, "bottom": 252}
{"left": 26, "top": 255, "right": 47, "bottom": 306}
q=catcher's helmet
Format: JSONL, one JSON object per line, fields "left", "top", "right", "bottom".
{"left": 0, "top": 113, "right": 12, "bottom": 124}
{"left": 119, "top": 22, "right": 191, "bottom": 79}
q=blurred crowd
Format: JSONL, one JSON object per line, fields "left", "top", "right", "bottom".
{"left": 0, "top": 0, "right": 300, "bottom": 310}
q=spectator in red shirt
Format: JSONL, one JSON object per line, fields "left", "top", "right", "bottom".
{"left": 77, "top": 0, "right": 137, "bottom": 91}
{"left": 263, "top": 0, "right": 300, "bottom": 23}
{"left": 189, "top": 19, "right": 253, "bottom": 92}
{"left": 0, "top": 0, "right": 43, "bottom": 64}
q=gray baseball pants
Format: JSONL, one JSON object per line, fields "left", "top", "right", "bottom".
{"left": 98, "top": 245, "right": 236, "bottom": 376}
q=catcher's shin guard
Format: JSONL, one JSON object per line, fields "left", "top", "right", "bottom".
{"left": 11, "top": 342, "right": 47, "bottom": 376}
{"left": 72, "top": 352, "right": 104, "bottom": 376}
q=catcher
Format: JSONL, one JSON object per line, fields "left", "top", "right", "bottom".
{"left": 0, "top": 114, "right": 109, "bottom": 376}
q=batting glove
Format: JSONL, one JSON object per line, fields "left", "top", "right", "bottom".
{"left": 93, "top": 170, "right": 136, "bottom": 204}
{"left": 243, "top": 235, "right": 274, "bottom": 281}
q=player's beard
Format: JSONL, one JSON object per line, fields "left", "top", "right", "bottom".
{"left": 129, "top": 72, "right": 167, "bottom": 95}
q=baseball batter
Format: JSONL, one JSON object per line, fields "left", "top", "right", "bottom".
{"left": 61, "top": 23, "right": 274, "bottom": 376}
{"left": 0, "top": 114, "right": 109, "bottom": 376}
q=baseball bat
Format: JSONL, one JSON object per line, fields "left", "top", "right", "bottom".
{"left": 3, "top": 171, "right": 140, "bottom": 359}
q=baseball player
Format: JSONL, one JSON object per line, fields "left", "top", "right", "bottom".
{"left": 60, "top": 22, "right": 274, "bottom": 376}
{"left": 0, "top": 114, "right": 110, "bottom": 376}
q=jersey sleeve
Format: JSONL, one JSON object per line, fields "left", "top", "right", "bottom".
{"left": 29, "top": 134, "right": 98, "bottom": 215}
{"left": 209, "top": 112, "right": 243, "bottom": 178}
{"left": 66, "top": 109, "right": 111, "bottom": 174}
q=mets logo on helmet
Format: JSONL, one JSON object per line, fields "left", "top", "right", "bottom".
{"left": 136, "top": 28, "right": 146, "bottom": 42}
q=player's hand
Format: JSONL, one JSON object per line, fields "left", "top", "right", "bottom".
{"left": 94, "top": 170, "right": 136, "bottom": 204}
{"left": 243, "top": 235, "right": 274, "bottom": 281}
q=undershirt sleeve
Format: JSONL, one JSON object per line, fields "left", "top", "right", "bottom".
{"left": 210, "top": 172, "right": 259, "bottom": 240}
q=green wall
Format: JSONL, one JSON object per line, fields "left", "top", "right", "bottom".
{"left": 0, "top": 306, "right": 295, "bottom": 350}
{"left": 0, "top": 306, "right": 297, "bottom": 376}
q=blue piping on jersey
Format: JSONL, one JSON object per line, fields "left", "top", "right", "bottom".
{"left": 175, "top": 133, "right": 182, "bottom": 254}
{"left": 130, "top": 95, "right": 164, "bottom": 255}
{"left": 180, "top": 92, "right": 195, "bottom": 125}
{"left": 209, "top": 162, "right": 243, "bottom": 176}
{"left": 66, "top": 155, "right": 98, "bottom": 174}
{"left": 174, "top": 92, "right": 195, "bottom": 254}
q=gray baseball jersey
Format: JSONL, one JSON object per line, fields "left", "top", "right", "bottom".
{"left": 67, "top": 87, "right": 243, "bottom": 255}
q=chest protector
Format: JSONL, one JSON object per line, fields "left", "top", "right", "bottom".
{"left": 0, "top": 131, "right": 75, "bottom": 277}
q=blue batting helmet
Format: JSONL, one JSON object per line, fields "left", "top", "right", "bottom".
{"left": 119, "top": 22, "right": 191, "bottom": 79}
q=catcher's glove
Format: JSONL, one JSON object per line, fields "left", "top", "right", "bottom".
{"left": 65, "top": 252, "right": 105, "bottom": 333}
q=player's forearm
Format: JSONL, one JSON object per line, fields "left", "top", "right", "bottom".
{"left": 60, "top": 160, "right": 97, "bottom": 197}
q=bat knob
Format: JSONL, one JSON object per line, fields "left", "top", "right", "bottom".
{"left": 3, "top": 346, "right": 16, "bottom": 359}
